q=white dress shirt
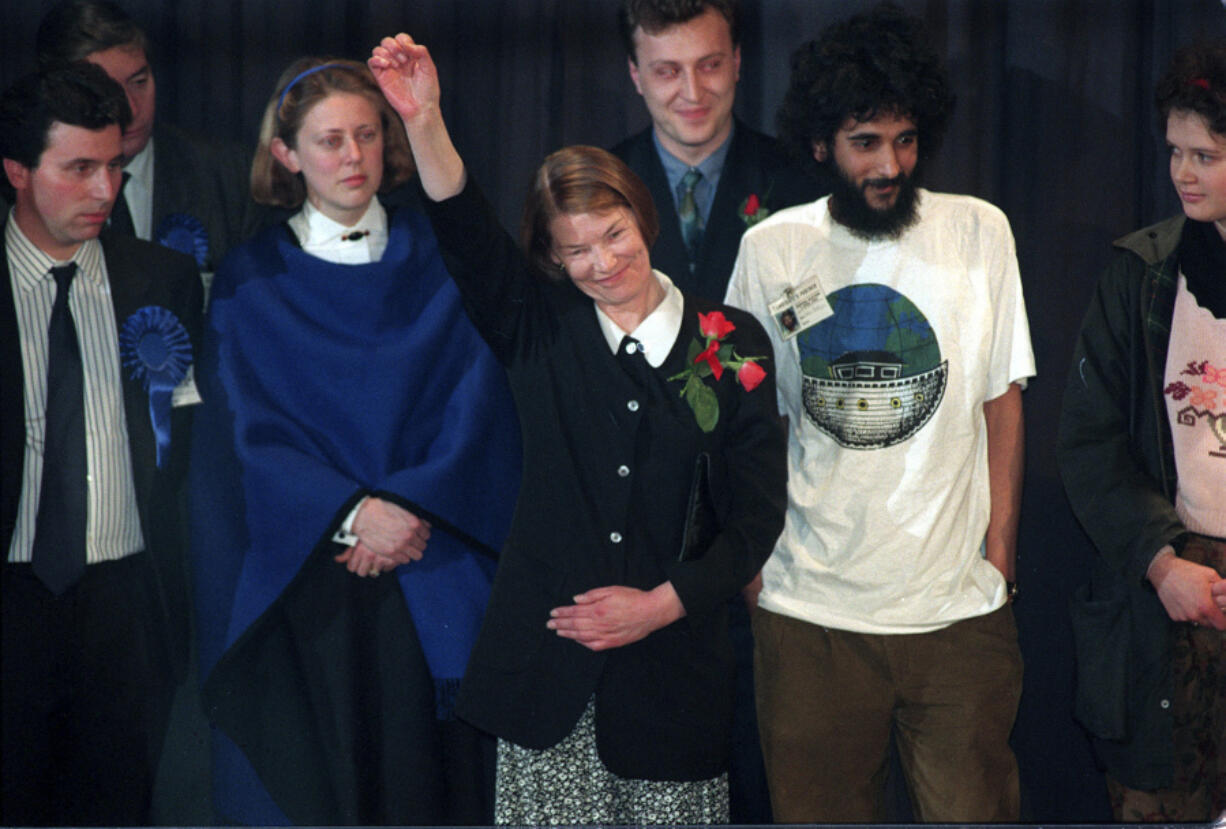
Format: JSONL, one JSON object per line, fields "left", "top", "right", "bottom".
{"left": 287, "top": 199, "right": 389, "bottom": 265}
{"left": 594, "top": 269, "right": 684, "bottom": 367}
{"left": 5, "top": 213, "right": 144, "bottom": 564}
{"left": 122, "top": 139, "right": 155, "bottom": 241}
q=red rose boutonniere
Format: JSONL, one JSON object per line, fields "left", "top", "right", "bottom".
{"left": 739, "top": 192, "right": 771, "bottom": 228}
{"left": 668, "top": 311, "right": 768, "bottom": 432}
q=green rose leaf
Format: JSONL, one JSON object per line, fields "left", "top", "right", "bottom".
{"left": 686, "top": 379, "right": 719, "bottom": 432}
{"left": 686, "top": 338, "right": 704, "bottom": 362}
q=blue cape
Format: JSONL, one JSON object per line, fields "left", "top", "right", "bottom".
{"left": 190, "top": 207, "right": 520, "bottom": 824}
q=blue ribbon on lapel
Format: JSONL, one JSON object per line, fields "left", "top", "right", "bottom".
{"left": 119, "top": 306, "right": 193, "bottom": 469}
{"left": 155, "top": 213, "right": 210, "bottom": 268}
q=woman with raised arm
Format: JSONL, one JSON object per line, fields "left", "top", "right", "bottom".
{"left": 367, "top": 34, "right": 787, "bottom": 826}
{"left": 189, "top": 57, "right": 520, "bottom": 826}
{"left": 1059, "top": 39, "right": 1226, "bottom": 822}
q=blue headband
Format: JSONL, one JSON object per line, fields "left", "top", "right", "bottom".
{"left": 276, "top": 62, "right": 347, "bottom": 114}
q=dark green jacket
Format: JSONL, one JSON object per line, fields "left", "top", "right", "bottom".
{"left": 1056, "top": 215, "right": 1186, "bottom": 790}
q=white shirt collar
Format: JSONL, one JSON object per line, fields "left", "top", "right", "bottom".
{"left": 594, "top": 269, "right": 684, "bottom": 368}
{"left": 122, "top": 137, "right": 154, "bottom": 240}
{"left": 5, "top": 207, "right": 106, "bottom": 289}
{"left": 287, "top": 198, "right": 389, "bottom": 264}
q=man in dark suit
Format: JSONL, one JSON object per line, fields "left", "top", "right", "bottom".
{"left": 1, "top": 62, "right": 202, "bottom": 825}
{"left": 610, "top": 4, "right": 823, "bottom": 822}
{"left": 611, "top": 0, "right": 823, "bottom": 304}
{"left": 35, "top": 0, "right": 259, "bottom": 276}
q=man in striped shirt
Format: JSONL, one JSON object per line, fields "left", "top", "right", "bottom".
{"left": 1, "top": 62, "right": 202, "bottom": 825}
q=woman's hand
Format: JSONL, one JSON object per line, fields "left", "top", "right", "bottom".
{"left": 368, "top": 33, "right": 440, "bottom": 125}
{"left": 335, "top": 539, "right": 399, "bottom": 578}
{"left": 369, "top": 32, "right": 466, "bottom": 201}
{"left": 1148, "top": 554, "right": 1226, "bottom": 630}
{"left": 333, "top": 497, "right": 430, "bottom": 576}
{"left": 1213, "top": 576, "right": 1226, "bottom": 614}
{"left": 741, "top": 570, "right": 763, "bottom": 611}
{"left": 547, "top": 582, "right": 685, "bottom": 651}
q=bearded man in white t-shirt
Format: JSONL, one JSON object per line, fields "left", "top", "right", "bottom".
{"left": 725, "top": 5, "right": 1034, "bottom": 823}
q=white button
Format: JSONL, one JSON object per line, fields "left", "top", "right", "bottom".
{"left": 625, "top": 342, "right": 638, "bottom": 354}
{"left": 610, "top": 532, "right": 622, "bottom": 543}
{"left": 617, "top": 465, "right": 630, "bottom": 477}
{"left": 627, "top": 400, "right": 640, "bottom": 411}
{"left": 1159, "top": 699, "right": 1171, "bottom": 709}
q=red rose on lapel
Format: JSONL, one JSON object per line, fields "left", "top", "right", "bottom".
{"left": 737, "top": 360, "right": 766, "bottom": 392}
{"left": 698, "top": 310, "right": 736, "bottom": 340}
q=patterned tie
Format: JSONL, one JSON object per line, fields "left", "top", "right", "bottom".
{"left": 109, "top": 171, "right": 135, "bottom": 236}
{"left": 678, "top": 168, "right": 705, "bottom": 271}
{"left": 31, "top": 263, "right": 88, "bottom": 594}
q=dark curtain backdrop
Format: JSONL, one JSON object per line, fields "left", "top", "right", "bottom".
{"left": 4, "top": 1, "right": 1226, "bottom": 823}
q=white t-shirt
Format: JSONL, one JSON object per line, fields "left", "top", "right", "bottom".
{"left": 726, "top": 190, "right": 1035, "bottom": 634}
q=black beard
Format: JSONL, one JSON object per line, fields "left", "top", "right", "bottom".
{"left": 827, "top": 166, "right": 920, "bottom": 240}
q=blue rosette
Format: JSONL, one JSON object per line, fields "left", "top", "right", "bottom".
{"left": 155, "top": 212, "right": 209, "bottom": 268}
{"left": 119, "top": 306, "right": 193, "bottom": 469}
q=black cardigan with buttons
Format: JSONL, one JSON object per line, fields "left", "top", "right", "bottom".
{"left": 425, "top": 180, "right": 786, "bottom": 782}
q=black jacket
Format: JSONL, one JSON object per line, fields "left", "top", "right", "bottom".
{"left": 2, "top": 226, "right": 204, "bottom": 680}
{"left": 611, "top": 120, "right": 825, "bottom": 303}
{"left": 427, "top": 180, "right": 787, "bottom": 781}
{"left": 150, "top": 122, "right": 263, "bottom": 272}
{"left": 1056, "top": 215, "right": 1186, "bottom": 789}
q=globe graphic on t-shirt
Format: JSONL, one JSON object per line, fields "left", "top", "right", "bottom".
{"left": 796, "top": 283, "right": 947, "bottom": 449}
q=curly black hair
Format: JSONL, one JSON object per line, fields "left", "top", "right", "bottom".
{"left": 1154, "top": 39, "right": 1226, "bottom": 138}
{"left": 776, "top": 2, "right": 954, "bottom": 176}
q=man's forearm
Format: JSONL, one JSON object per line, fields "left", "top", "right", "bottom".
{"left": 984, "top": 383, "right": 1024, "bottom": 582}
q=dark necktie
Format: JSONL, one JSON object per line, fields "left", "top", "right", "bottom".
{"left": 109, "top": 171, "right": 135, "bottom": 237}
{"left": 678, "top": 168, "right": 705, "bottom": 271}
{"left": 31, "top": 263, "right": 88, "bottom": 594}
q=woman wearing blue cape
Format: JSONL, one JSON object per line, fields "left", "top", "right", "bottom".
{"left": 189, "top": 57, "right": 520, "bottom": 826}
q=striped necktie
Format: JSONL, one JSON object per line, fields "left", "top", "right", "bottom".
{"left": 678, "top": 168, "right": 704, "bottom": 271}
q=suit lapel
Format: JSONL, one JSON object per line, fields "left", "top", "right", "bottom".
{"left": 623, "top": 130, "right": 691, "bottom": 292}
{"left": 696, "top": 124, "right": 761, "bottom": 298}
{"left": 101, "top": 236, "right": 157, "bottom": 502}
{"left": 150, "top": 127, "right": 171, "bottom": 234}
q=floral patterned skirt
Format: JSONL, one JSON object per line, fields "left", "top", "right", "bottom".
{"left": 1108, "top": 533, "right": 1226, "bottom": 822}
{"left": 493, "top": 697, "right": 730, "bottom": 825}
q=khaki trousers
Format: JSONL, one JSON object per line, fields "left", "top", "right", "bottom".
{"left": 754, "top": 604, "right": 1022, "bottom": 822}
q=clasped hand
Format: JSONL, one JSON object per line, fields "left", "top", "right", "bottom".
{"left": 547, "top": 583, "right": 685, "bottom": 652}
{"left": 334, "top": 497, "right": 431, "bottom": 578}
{"left": 1150, "top": 554, "right": 1226, "bottom": 630}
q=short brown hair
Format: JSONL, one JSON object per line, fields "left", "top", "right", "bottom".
{"left": 250, "top": 57, "right": 415, "bottom": 208}
{"left": 519, "top": 145, "right": 659, "bottom": 279}
{"left": 36, "top": 0, "right": 150, "bottom": 69}
{"left": 619, "top": 0, "right": 740, "bottom": 62}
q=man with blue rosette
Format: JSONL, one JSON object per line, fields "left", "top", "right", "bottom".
{"left": 0, "top": 62, "right": 202, "bottom": 826}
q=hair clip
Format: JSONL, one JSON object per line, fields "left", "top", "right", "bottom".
{"left": 1191, "top": 77, "right": 1211, "bottom": 90}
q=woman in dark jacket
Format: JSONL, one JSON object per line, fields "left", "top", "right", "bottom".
{"left": 1058, "top": 40, "right": 1226, "bottom": 822}
{"left": 368, "top": 32, "right": 787, "bottom": 825}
